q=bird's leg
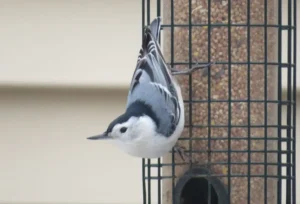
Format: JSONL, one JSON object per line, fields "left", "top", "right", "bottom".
{"left": 170, "top": 67, "right": 180, "bottom": 72}
{"left": 171, "top": 62, "right": 215, "bottom": 76}
{"left": 173, "top": 145, "right": 186, "bottom": 161}
{"left": 173, "top": 144, "right": 193, "bottom": 163}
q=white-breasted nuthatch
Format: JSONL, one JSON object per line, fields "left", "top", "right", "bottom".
{"left": 87, "top": 17, "right": 212, "bottom": 159}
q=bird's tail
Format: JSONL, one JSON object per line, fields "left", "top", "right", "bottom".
{"left": 135, "top": 16, "right": 176, "bottom": 96}
{"left": 142, "top": 17, "right": 162, "bottom": 51}
{"left": 149, "top": 17, "right": 161, "bottom": 42}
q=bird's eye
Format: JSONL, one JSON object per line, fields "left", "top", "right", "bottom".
{"left": 120, "top": 127, "right": 127, "bottom": 133}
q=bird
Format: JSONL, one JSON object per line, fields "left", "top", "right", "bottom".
{"left": 87, "top": 17, "right": 213, "bottom": 159}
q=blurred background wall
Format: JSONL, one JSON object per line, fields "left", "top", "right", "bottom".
{"left": 0, "top": 1, "right": 298, "bottom": 204}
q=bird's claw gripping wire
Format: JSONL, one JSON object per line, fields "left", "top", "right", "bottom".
{"left": 170, "top": 61, "right": 215, "bottom": 76}
{"left": 173, "top": 145, "right": 195, "bottom": 164}
{"left": 173, "top": 145, "right": 186, "bottom": 161}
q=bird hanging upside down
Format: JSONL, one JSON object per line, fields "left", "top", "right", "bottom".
{"left": 87, "top": 17, "right": 213, "bottom": 161}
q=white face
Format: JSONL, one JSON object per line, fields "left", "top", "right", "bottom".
{"left": 108, "top": 115, "right": 157, "bottom": 142}
{"left": 108, "top": 117, "right": 139, "bottom": 141}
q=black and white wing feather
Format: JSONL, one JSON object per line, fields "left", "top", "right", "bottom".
{"left": 126, "top": 17, "right": 181, "bottom": 137}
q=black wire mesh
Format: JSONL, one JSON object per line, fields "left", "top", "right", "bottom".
{"left": 142, "top": 0, "right": 296, "bottom": 204}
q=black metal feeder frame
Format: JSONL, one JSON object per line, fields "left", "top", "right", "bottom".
{"left": 142, "top": 0, "right": 296, "bottom": 204}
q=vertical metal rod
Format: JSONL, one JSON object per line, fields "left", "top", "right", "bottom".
{"left": 157, "top": 154, "right": 162, "bottom": 200}
{"left": 157, "top": 0, "right": 161, "bottom": 17}
{"left": 246, "top": 0, "right": 251, "bottom": 203}
{"left": 141, "top": 1, "right": 146, "bottom": 202}
{"left": 146, "top": 3, "right": 151, "bottom": 203}
{"left": 292, "top": 0, "right": 297, "bottom": 203}
{"left": 156, "top": 2, "right": 162, "bottom": 204}
{"left": 157, "top": 158, "right": 161, "bottom": 204}
{"left": 142, "top": 0, "right": 145, "bottom": 37}
{"left": 143, "top": 159, "right": 146, "bottom": 204}
{"left": 188, "top": 0, "right": 192, "bottom": 170}
{"left": 277, "top": 0, "right": 282, "bottom": 203}
{"left": 286, "top": 0, "right": 292, "bottom": 202}
{"left": 207, "top": 0, "right": 212, "bottom": 203}
{"left": 263, "top": 0, "right": 268, "bottom": 203}
{"left": 147, "top": 2, "right": 152, "bottom": 202}
{"left": 147, "top": 0, "right": 150, "bottom": 24}
{"left": 227, "top": 0, "right": 232, "bottom": 203}
{"left": 147, "top": 158, "right": 151, "bottom": 204}
{"left": 170, "top": 1, "right": 175, "bottom": 203}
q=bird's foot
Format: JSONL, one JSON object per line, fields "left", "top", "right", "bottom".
{"left": 173, "top": 145, "right": 194, "bottom": 164}
{"left": 171, "top": 61, "right": 215, "bottom": 76}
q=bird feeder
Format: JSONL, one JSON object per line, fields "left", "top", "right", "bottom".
{"left": 142, "top": 0, "right": 296, "bottom": 204}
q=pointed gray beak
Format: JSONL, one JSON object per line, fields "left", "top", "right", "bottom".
{"left": 87, "top": 132, "right": 110, "bottom": 140}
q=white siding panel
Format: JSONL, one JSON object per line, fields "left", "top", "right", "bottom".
{"left": 0, "top": 0, "right": 145, "bottom": 88}
{"left": 0, "top": 88, "right": 144, "bottom": 204}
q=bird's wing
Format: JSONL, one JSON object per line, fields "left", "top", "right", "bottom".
{"left": 129, "top": 17, "right": 173, "bottom": 91}
{"left": 126, "top": 17, "right": 181, "bottom": 136}
{"left": 127, "top": 82, "right": 179, "bottom": 136}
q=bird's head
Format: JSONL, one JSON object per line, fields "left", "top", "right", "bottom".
{"left": 87, "top": 112, "right": 156, "bottom": 142}
{"left": 88, "top": 100, "right": 159, "bottom": 143}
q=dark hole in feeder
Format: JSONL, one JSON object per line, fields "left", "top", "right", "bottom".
{"left": 175, "top": 167, "right": 228, "bottom": 204}
{"left": 180, "top": 177, "right": 218, "bottom": 204}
